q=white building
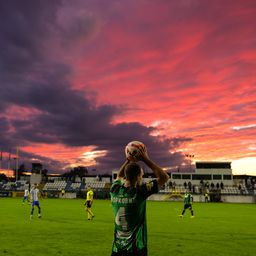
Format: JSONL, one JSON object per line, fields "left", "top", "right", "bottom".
{"left": 170, "top": 161, "right": 233, "bottom": 186}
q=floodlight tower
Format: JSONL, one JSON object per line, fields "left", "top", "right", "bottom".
{"left": 185, "top": 153, "right": 195, "bottom": 172}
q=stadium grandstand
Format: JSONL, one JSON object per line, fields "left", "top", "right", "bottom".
{"left": 0, "top": 162, "right": 255, "bottom": 203}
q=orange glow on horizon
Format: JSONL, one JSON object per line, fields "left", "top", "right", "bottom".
{"left": 0, "top": 169, "right": 14, "bottom": 178}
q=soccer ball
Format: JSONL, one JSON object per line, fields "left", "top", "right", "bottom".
{"left": 125, "top": 141, "right": 147, "bottom": 161}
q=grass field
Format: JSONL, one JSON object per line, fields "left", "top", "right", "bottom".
{"left": 0, "top": 198, "right": 255, "bottom": 256}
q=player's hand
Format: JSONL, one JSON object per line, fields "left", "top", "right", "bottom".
{"left": 136, "top": 148, "right": 148, "bottom": 162}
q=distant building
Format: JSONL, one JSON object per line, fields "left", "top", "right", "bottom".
{"left": 32, "top": 163, "right": 43, "bottom": 174}
{"left": 169, "top": 161, "right": 233, "bottom": 186}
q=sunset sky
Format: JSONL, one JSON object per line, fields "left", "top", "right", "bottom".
{"left": 0, "top": 0, "right": 255, "bottom": 175}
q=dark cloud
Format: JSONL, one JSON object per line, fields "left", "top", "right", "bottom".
{"left": 0, "top": 149, "right": 67, "bottom": 173}
{"left": 0, "top": 0, "right": 62, "bottom": 74}
{"left": 0, "top": 0, "right": 191, "bottom": 173}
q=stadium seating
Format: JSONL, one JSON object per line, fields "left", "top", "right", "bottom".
{"left": 84, "top": 181, "right": 106, "bottom": 189}
{"left": 43, "top": 180, "right": 67, "bottom": 191}
{"left": 15, "top": 180, "right": 29, "bottom": 191}
{"left": 1, "top": 179, "right": 255, "bottom": 200}
{"left": 157, "top": 183, "right": 253, "bottom": 196}
{"left": 64, "top": 182, "right": 82, "bottom": 192}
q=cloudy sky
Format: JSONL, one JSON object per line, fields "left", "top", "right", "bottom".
{"left": 0, "top": 0, "right": 255, "bottom": 175}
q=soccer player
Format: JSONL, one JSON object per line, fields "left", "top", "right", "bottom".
{"left": 85, "top": 186, "right": 94, "bottom": 220}
{"left": 30, "top": 184, "right": 42, "bottom": 219}
{"left": 110, "top": 149, "right": 169, "bottom": 256}
{"left": 61, "top": 189, "right": 65, "bottom": 198}
{"left": 179, "top": 191, "right": 194, "bottom": 218}
{"left": 22, "top": 188, "right": 30, "bottom": 204}
{"left": 204, "top": 191, "right": 209, "bottom": 202}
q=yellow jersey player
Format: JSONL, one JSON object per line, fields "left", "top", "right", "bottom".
{"left": 85, "top": 186, "right": 94, "bottom": 220}
{"left": 204, "top": 192, "right": 209, "bottom": 202}
{"left": 61, "top": 189, "right": 65, "bottom": 197}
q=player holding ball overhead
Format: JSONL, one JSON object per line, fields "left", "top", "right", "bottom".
{"left": 110, "top": 141, "right": 169, "bottom": 256}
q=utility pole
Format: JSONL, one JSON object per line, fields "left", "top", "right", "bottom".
{"left": 15, "top": 147, "right": 19, "bottom": 181}
{"left": 0, "top": 150, "right": 2, "bottom": 170}
{"left": 8, "top": 151, "right": 11, "bottom": 170}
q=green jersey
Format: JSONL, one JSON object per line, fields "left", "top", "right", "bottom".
{"left": 184, "top": 193, "right": 193, "bottom": 205}
{"left": 110, "top": 179, "right": 158, "bottom": 254}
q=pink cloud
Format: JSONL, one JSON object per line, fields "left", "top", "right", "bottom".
{"left": 1, "top": 0, "right": 255, "bottom": 173}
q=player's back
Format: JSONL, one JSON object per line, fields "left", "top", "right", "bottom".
{"left": 30, "top": 188, "right": 39, "bottom": 202}
{"left": 112, "top": 184, "right": 146, "bottom": 229}
{"left": 184, "top": 193, "right": 192, "bottom": 204}
{"left": 110, "top": 179, "right": 158, "bottom": 253}
{"left": 86, "top": 190, "right": 94, "bottom": 201}
{"left": 24, "top": 189, "right": 29, "bottom": 196}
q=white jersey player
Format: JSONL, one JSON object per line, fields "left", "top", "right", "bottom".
{"left": 22, "top": 188, "right": 30, "bottom": 204}
{"left": 30, "top": 184, "right": 41, "bottom": 219}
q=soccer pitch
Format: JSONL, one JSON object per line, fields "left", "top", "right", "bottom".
{"left": 0, "top": 198, "right": 255, "bottom": 256}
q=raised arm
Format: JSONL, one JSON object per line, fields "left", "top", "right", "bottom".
{"left": 116, "top": 159, "right": 130, "bottom": 180}
{"left": 140, "top": 154, "right": 169, "bottom": 186}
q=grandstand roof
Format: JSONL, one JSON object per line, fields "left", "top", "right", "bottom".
{"left": 196, "top": 162, "right": 231, "bottom": 169}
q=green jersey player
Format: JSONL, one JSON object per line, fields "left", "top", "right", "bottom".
{"left": 110, "top": 149, "right": 169, "bottom": 256}
{"left": 179, "top": 191, "right": 194, "bottom": 218}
